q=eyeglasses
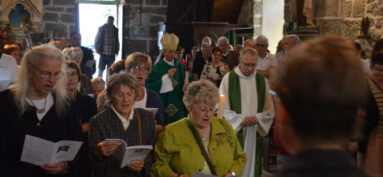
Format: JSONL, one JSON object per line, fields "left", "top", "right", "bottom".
{"left": 198, "top": 106, "right": 216, "bottom": 114}
{"left": 132, "top": 65, "right": 149, "bottom": 73}
{"left": 30, "top": 63, "right": 63, "bottom": 80}
{"left": 241, "top": 61, "right": 257, "bottom": 68}
{"left": 255, "top": 44, "right": 266, "bottom": 47}
{"left": 65, "top": 71, "right": 78, "bottom": 79}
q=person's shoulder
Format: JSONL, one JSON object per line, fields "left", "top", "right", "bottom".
{"left": 80, "top": 73, "right": 90, "bottom": 81}
{"left": 212, "top": 118, "right": 232, "bottom": 129}
{"left": 92, "top": 107, "right": 113, "bottom": 121}
{"left": 0, "top": 89, "right": 13, "bottom": 100}
{"left": 146, "top": 89, "right": 160, "bottom": 98}
{"left": 175, "top": 60, "right": 186, "bottom": 69}
{"left": 0, "top": 54, "right": 17, "bottom": 65}
{"left": 81, "top": 46, "right": 93, "bottom": 52}
{"left": 135, "top": 108, "right": 154, "bottom": 119}
{"left": 77, "top": 93, "right": 95, "bottom": 102}
{"left": 165, "top": 118, "right": 187, "bottom": 131}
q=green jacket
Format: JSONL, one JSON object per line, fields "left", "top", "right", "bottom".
{"left": 152, "top": 118, "right": 247, "bottom": 177}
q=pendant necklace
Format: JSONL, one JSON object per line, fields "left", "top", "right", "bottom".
{"left": 29, "top": 97, "right": 47, "bottom": 114}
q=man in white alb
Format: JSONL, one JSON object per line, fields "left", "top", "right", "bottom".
{"left": 219, "top": 47, "right": 275, "bottom": 177}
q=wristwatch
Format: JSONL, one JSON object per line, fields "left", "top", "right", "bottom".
{"left": 60, "top": 162, "right": 69, "bottom": 175}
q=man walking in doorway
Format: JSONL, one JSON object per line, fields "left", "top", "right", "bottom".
{"left": 95, "top": 16, "right": 119, "bottom": 77}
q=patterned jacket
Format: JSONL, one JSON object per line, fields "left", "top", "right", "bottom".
{"left": 89, "top": 107, "right": 157, "bottom": 177}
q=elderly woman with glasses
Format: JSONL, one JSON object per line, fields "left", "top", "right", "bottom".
{"left": 200, "top": 47, "right": 229, "bottom": 87}
{"left": 125, "top": 52, "right": 165, "bottom": 132}
{"left": 65, "top": 60, "right": 97, "bottom": 177}
{"left": 89, "top": 73, "right": 157, "bottom": 177}
{"left": 65, "top": 61, "right": 97, "bottom": 134}
{"left": 152, "top": 80, "right": 246, "bottom": 177}
{"left": 63, "top": 47, "right": 94, "bottom": 96}
{"left": 0, "top": 44, "right": 84, "bottom": 176}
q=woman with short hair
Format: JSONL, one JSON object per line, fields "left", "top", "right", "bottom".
{"left": 152, "top": 80, "right": 246, "bottom": 177}
{"left": 3, "top": 44, "right": 21, "bottom": 64}
{"left": 63, "top": 47, "right": 94, "bottom": 96}
{"left": 200, "top": 47, "right": 229, "bottom": 87}
{"left": 125, "top": 52, "right": 165, "bottom": 132}
{"left": 89, "top": 73, "right": 156, "bottom": 177}
{"left": 0, "top": 44, "right": 83, "bottom": 176}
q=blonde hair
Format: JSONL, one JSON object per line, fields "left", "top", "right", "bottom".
{"left": 91, "top": 77, "right": 105, "bottom": 86}
{"left": 9, "top": 44, "right": 69, "bottom": 115}
{"left": 183, "top": 79, "right": 219, "bottom": 107}
{"left": 62, "top": 47, "right": 83, "bottom": 61}
{"left": 125, "top": 52, "right": 152, "bottom": 72}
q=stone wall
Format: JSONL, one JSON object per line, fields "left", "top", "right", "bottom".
{"left": 39, "top": 0, "right": 167, "bottom": 56}
{"left": 41, "top": 0, "right": 76, "bottom": 40}
{"left": 343, "top": 0, "right": 383, "bottom": 41}
{"left": 238, "top": 0, "right": 254, "bottom": 27}
{"left": 236, "top": 0, "right": 263, "bottom": 38}
{"left": 284, "top": 0, "right": 383, "bottom": 44}
{"left": 124, "top": 0, "right": 167, "bottom": 56}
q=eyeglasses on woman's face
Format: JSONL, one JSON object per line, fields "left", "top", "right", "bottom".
{"left": 30, "top": 63, "right": 63, "bottom": 80}
{"left": 132, "top": 65, "right": 149, "bottom": 73}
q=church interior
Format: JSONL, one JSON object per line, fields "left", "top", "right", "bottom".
{"left": 2, "top": 0, "right": 382, "bottom": 59}
{"left": 1, "top": 0, "right": 383, "bottom": 177}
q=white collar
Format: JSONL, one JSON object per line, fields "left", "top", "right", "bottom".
{"left": 234, "top": 66, "right": 256, "bottom": 79}
{"left": 111, "top": 105, "right": 134, "bottom": 127}
{"left": 163, "top": 58, "right": 174, "bottom": 66}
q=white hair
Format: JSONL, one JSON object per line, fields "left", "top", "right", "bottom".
{"left": 63, "top": 47, "right": 83, "bottom": 61}
{"left": 200, "top": 43, "right": 212, "bottom": 51}
{"left": 9, "top": 44, "right": 69, "bottom": 115}
{"left": 256, "top": 35, "right": 269, "bottom": 46}
{"left": 201, "top": 36, "right": 212, "bottom": 45}
{"left": 217, "top": 36, "right": 229, "bottom": 46}
{"left": 285, "top": 34, "right": 301, "bottom": 45}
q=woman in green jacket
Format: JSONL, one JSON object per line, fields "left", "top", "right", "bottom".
{"left": 152, "top": 80, "right": 247, "bottom": 177}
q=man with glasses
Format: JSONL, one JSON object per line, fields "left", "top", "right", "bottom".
{"left": 70, "top": 32, "right": 96, "bottom": 79}
{"left": 255, "top": 35, "right": 276, "bottom": 78}
{"left": 276, "top": 35, "right": 301, "bottom": 62}
{"left": 0, "top": 32, "right": 18, "bottom": 92}
{"left": 219, "top": 47, "right": 275, "bottom": 177}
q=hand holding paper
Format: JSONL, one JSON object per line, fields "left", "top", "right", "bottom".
{"left": 105, "top": 139, "right": 153, "bottom": 168}
{"left": 96, "top": 140, "right": 121, "bottom": 157}
{"left": 20, "top": 135, "right": 82, "bottom": 166}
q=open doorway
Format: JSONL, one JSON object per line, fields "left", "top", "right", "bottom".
{"left": 78, "top": 3, "right": 121, "bottom": 79}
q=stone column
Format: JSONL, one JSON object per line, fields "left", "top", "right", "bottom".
{"left": 254, "top": 0, "right": 263, "bottom": 38}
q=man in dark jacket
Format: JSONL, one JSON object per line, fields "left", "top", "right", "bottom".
{"left": 70, "top": 32, "right": 96, "bottom": 79}
{"left": 95, "top": 16, "right": 120, "bottom": 78}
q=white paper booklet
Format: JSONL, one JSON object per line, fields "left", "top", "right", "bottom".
{"left": 20, "top": 135, "right": 83, "bottom": 166}
{"left": 191, "top": 171, "right": 217, "bottom": 177}
{"left": 105, "top": 139, "right": 153, "bottom": 168}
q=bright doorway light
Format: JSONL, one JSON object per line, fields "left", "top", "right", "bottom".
{"left": 79, "top": 3, "right": 117, "bottom": 79}
{"left": 262, "top": 0, "right": 284, "bottom": 54}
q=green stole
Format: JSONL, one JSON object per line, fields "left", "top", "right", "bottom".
{"left": 228, "top": 70, "right": 266, "bottom": 177}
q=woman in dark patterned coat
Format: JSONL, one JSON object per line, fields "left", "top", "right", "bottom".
{"left": 89, "top": 73, "right": 157, "bottom": 177}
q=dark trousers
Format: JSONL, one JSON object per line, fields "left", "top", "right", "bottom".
{"left": 98, "top": 54, "right": 115, "bottom": 77}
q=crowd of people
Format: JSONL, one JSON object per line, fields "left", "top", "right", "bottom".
{"left": 0, "top": 16, "right": 383, "bottom": 177}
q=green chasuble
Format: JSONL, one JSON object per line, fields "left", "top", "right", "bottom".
{"left": 146, "top": 57, "right": 194, "bottom": 125}
{"left": 228, "top": 70, "right": 266, "bottom": 177}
